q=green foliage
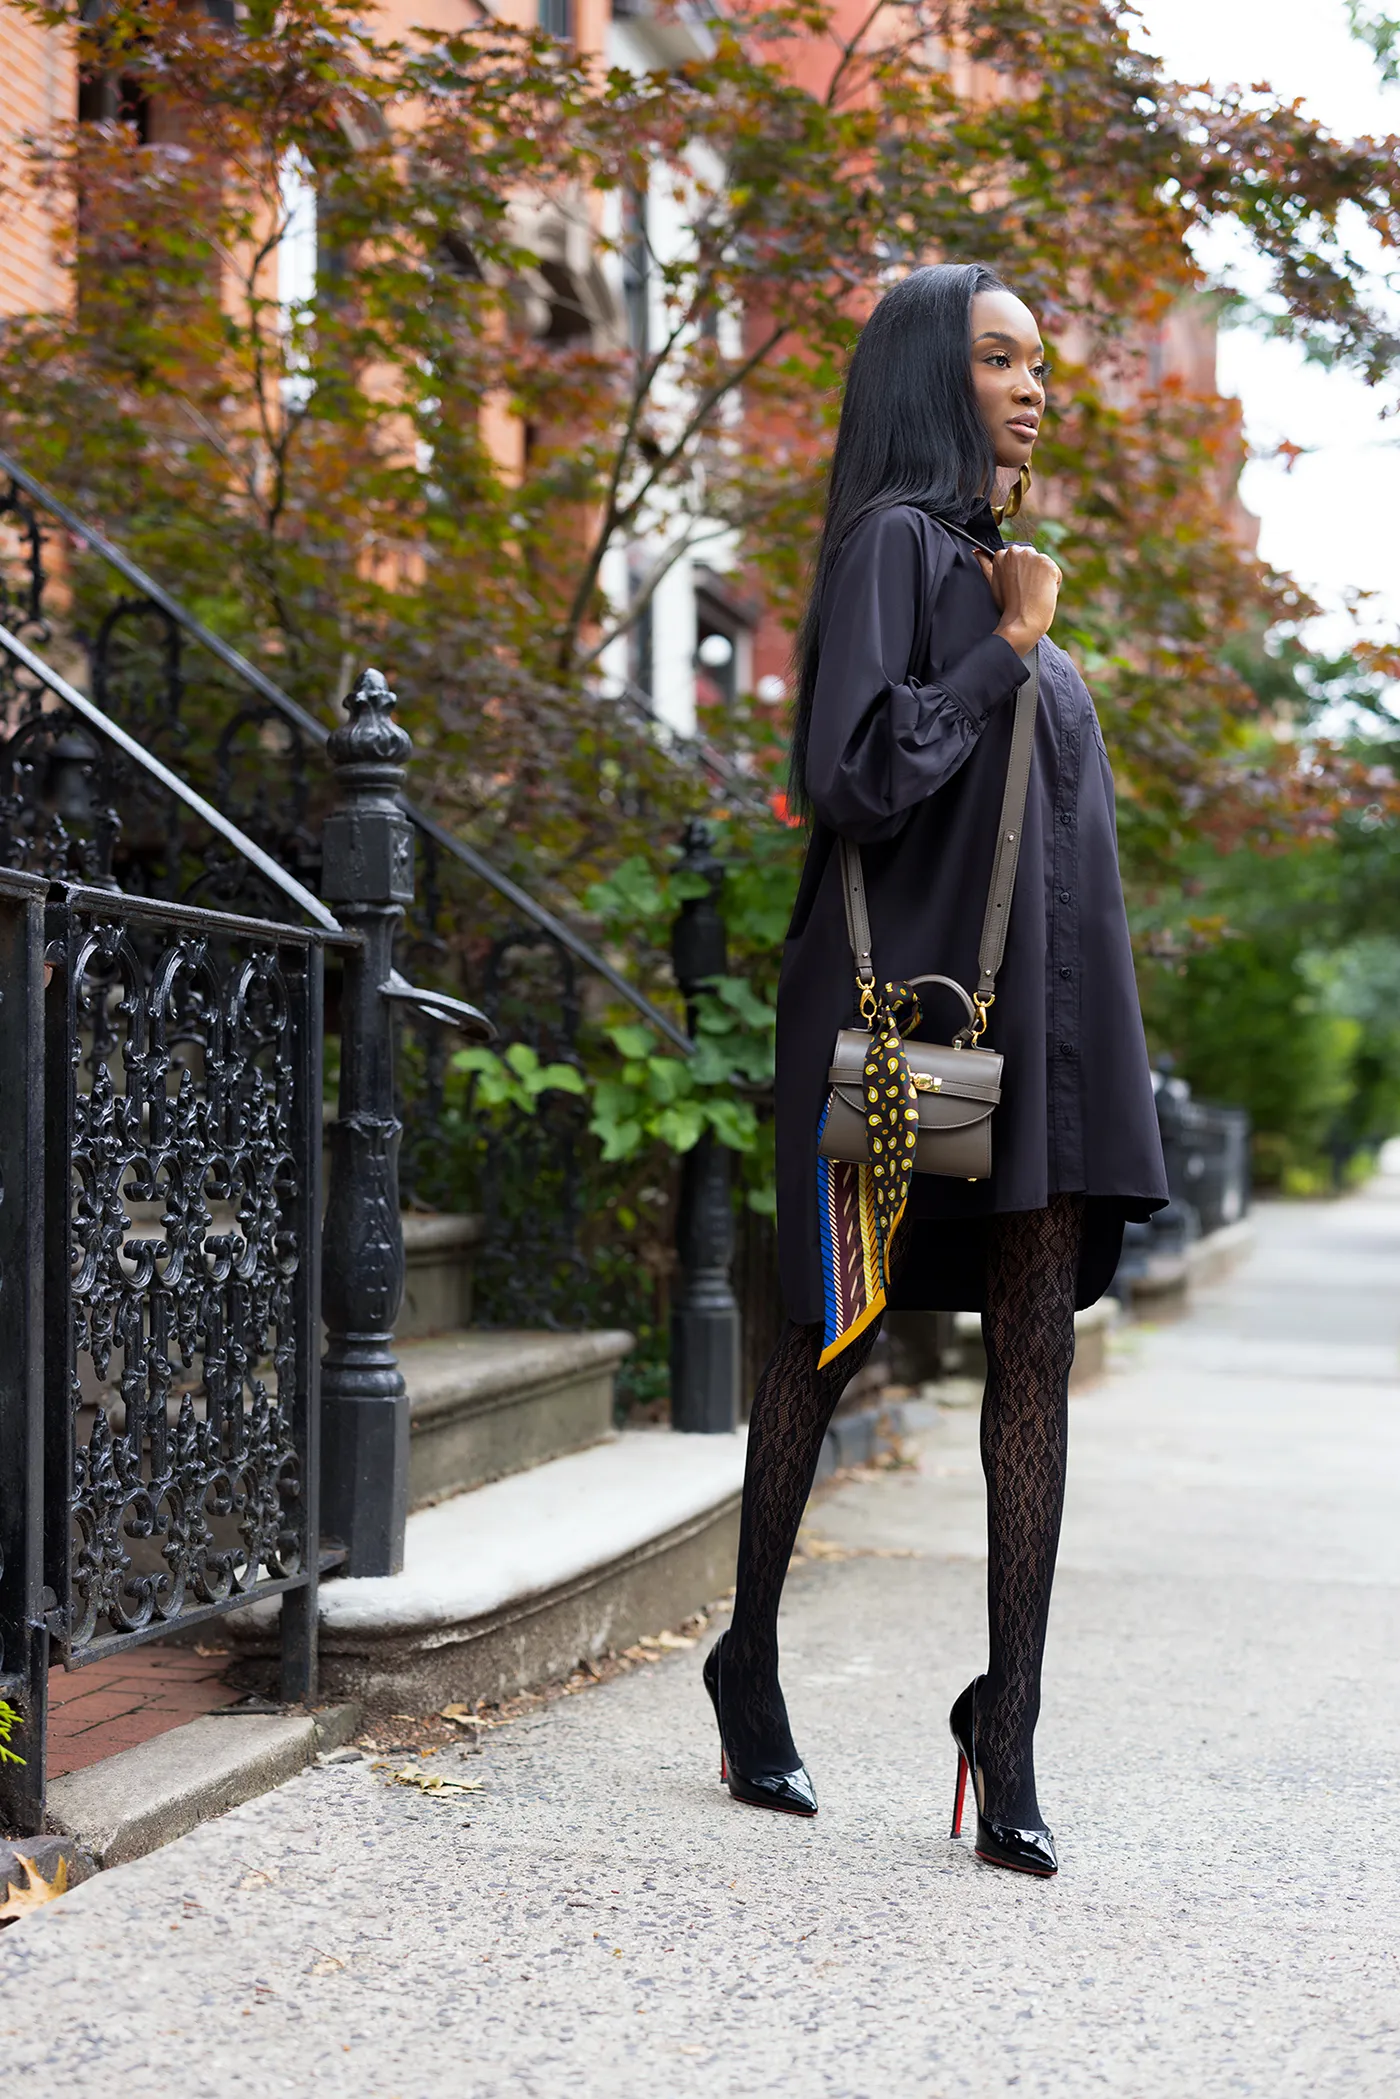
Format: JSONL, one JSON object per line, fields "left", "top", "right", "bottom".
{"left": 449, "top": 1043, "right": 588, "bottom": 1119}
{"left": 1348, "top": 2, "right": 1400, "bottom": 83}
{"left": 1146, "top": 923, "right": 1362, "bottom": 1180}
{"left": 0, "top": 1701, "right": 25, "bottom": 1768}
{"left": 1140, "top": 633, "right": 1400, "bottom": 1184}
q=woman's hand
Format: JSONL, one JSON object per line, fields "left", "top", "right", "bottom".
{"left": 976, "top": 544, "right": 1062, "bottom": 655}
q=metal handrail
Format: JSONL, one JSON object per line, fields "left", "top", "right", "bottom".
{"left": 0, "top": 624, "right": 492, "bottom": 1038}
{"left": 0, "top": 622, "right": 339, "bottom": 931}
{"left": 604, "top": 671, "right": 773, "bottom": 816}
{"left": 0, "top": 446, "right": 692, "bottom": 1053}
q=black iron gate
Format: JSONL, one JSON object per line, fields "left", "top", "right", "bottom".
{"left": 0, "top": 876, "right": 325, "bottom": 1833}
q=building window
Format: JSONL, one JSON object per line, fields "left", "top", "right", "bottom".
{"left": 538, "top": 0, "right": 575, "bottom": 41}
{"left": 694, "top": 571, "right": 757, "bottom": 715}
{"left": 626, "top": 548, "right": 655, "bottom": 703}
{"left": 695, "top": 623, "right": 736, "bottom": 712}
{"left": 622, "top": 183, "right": 649, "bottom": 358}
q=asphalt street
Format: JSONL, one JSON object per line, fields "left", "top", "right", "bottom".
{"left": 4, "top": 1185, "right": 1399, "bottom": 2097}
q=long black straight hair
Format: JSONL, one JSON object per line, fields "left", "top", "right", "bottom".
{"left": 787, "top": 262, "right": 1007, "bottom": 820}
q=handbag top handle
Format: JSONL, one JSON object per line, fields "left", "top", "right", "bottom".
{"left": 839, "top": 515, "right": 1041, "bottom": 1047}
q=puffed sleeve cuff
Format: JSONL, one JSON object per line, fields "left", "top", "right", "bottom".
{"left": 941, "top": 632, "right": 1031, "bottom": 726}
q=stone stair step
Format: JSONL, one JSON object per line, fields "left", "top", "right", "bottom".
{"left": 235, "top": 1429, "right": 746, "bottom": 1712}
{"left": 402, "top": 1327, "right": 634, "bottom": 1509}
{"left": 400, "top": 1213, "right": 483, "bottom": 1339}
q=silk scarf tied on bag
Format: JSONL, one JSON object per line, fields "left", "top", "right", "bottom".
{"left": 815, "top": 981, "right": 922, "bottom": 1367}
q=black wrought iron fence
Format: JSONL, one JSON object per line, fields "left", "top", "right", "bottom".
{"left": 0, "top": 871, "right": 326, "bottom": 1834}
{"left": 0, "top": 448, "right": 703, "bottom": 1349}
{"left": 0, "top": 598, "right": 501, "bottom": 1830}
{"left": 55, "top": 893, "right": 324, "bottom": 1661}
{"left": 0, "top": 448, "right": 766, "bottom": 1404}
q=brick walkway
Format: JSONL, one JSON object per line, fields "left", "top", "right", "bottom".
{"left": 47, "top": 1645, "right": 241, "bottom": 1778}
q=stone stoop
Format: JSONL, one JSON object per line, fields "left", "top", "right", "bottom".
{"left": 404, "top": 1328, "right": 634, "bottom": 1508}
{"left": 393, "top": 1215, "right": 633, "bottom": 1506}
{"left": 399, "top": 1213, "right": 484, "bottom": 1338}
{"left": 232, "top": 1430, "right": 746, "bottom": 1713}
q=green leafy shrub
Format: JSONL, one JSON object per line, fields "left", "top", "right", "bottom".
{"left": 0, "top": 1701, "right": 25, "bottom": 1768}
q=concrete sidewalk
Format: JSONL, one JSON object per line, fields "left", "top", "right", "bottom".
{"left": 4, "top": 1186, "right": 1400, "bottom": 2096}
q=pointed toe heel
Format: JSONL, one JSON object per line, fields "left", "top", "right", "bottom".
{"left": 703, "top": 1635, "right": 818, "bottom": 1818}
{"left": 972, "top": 1820, "right": 1058, "bottom": 1877}
{"left": 948, "top": 1676, "right": 1057, "bottom": 1878}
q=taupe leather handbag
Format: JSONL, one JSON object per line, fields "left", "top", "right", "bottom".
{"left": 818, "top": 641, "right": 1040, "bottom": 1183}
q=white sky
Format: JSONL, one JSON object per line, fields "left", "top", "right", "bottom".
{"left": 1129, "top": 0, "right": 1400, "bottom": 659}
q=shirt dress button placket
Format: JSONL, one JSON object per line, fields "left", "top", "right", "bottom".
{"left": 1048, "top": 670, "right": 1085, "bottom": 1190}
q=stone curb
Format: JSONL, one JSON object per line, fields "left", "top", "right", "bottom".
{"left": 813, "top": 1400, "right": 909, "bottom": 1485}
{"left": 44, "top": 1701, "right": 361, "bottom": 1871}
{"left": 954, "top": 1295, "right": 1120, "bottom": 1388}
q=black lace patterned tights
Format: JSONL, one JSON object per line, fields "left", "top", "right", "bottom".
{"left": 720, "top": 1314, "right": 887, "bottom": 1775}
{"left": 720, "top": 1195, "right": 1083, "bottom": 1817}
{"left": 977, "top": 1193, "right": 1083, "bottom": 1827}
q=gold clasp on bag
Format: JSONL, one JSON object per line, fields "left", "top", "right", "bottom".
{"left": 859, "top": 982, "right": 879, "bottom": 1023}
{"left": 912, "top": 1072, "right": 943, "bottom": 1094}
{"left": 970, "top": 992, "right": 994, "bottom": 1044}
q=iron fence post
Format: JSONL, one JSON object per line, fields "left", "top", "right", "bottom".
{"left": 0, "top": 874, "right": 49, "bottom": 1834}
{"left": 278, "top": 937, "right": 324, "bottom": 1702}
{"left": 669, "top": 819, "right": 739, "bottom": 1433}
{"left": 319, "top": 671, "right": 414, "bottom": 1576}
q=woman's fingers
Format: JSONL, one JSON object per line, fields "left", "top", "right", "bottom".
{"left": 989, "top": 543, "right": 1063, "bottom": 651}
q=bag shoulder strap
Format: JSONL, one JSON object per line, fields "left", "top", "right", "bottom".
{"left": 976, "top": 642, "right": 1039, "bottom": 997}
{"left": 838, "top": 643, "right": 1040, "bottom": 1030}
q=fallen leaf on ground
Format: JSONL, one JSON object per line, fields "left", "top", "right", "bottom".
{"left": 794, "top": 1534, "right": 922, "bottom": 1563}
{"left": 193, "top": 1643, "right": 229, "bottom": 1658}
{"left": 310, "top": 1955, "right": 346, "bottom": 1976}
{"left": 795, "top": 1536, "right": 854, "bottom": 1561}
{"left": 376, "top": 1762, "right": 483, "bottom": 1795}
{"left": 0, "top": 1854, "right": 67, "bottom": 1922}
{"left": 622, "top": 1646, "right": 661, "bottom": 1664}
{"left": 238, "top": 1867, "right": 279, "bottom": 1890}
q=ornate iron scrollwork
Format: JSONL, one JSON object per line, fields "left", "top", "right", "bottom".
{"left": 473, "top": 927, "right": 590, "bottom": 1329}
{"left": 54, "top": 894, "right": 314, "bottom": 1655}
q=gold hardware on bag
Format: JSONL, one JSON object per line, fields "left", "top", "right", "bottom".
{"left": 970, "top": 992, "right": 994, "bottom": 1044}
{"left": 912, "top": 1072, "right": 943, "bottom": 1093}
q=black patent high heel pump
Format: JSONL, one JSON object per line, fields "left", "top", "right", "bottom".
{"left": 702, "top": 1634, "right": 818, "bottom": 1816}
{"left": 949, "top": 1677, "right": 1057, "bottom": 1877}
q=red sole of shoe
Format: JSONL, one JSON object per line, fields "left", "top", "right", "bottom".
{"left": 950, "top": 1751, "right": 969, "bottom": 1839}
{"left": 728, "top": 1795, "right": 818, "bottom": 1817}
{"left": 973, "top": 1847, "right": 1057, "bottom": 1878}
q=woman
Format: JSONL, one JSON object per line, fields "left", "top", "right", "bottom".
{"left": 703, "top": 263, "right": 1167, "bottom": 1877}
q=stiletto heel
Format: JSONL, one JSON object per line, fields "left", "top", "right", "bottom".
{"left": 948, "top": 1677, "right": 1057, "bottom": 1877}
{"left": 950, "top": 1751, "right": 969, "bottom": 1839}
{"left": 703, "top": 1634, "right": 818, "bottom": 1817}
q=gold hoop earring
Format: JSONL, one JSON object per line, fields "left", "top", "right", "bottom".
{"left": 993, "top": 463, "right": 1032, "bottom": 524}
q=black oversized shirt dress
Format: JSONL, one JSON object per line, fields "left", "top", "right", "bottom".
{"left": 775, "top": 502, "right": 1168, "bottom": 1327}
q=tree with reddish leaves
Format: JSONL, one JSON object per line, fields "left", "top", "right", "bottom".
{"left": 1, "top": 0, "right": 1397, "bottom": 919}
